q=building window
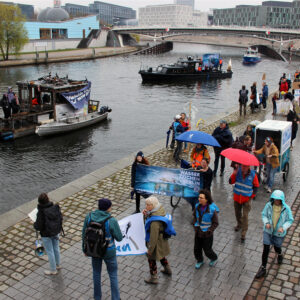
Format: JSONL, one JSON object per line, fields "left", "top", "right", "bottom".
{"left": 40, "top": 28, "right": 51, "bottom": 39}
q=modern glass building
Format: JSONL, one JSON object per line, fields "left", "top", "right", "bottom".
{"left": 213, "top": 1, "right": 295, "bottom": 29}
{"left": 174, "top": 0, "right": 195, "bottom": 9}
{"left": 2, "top": 1, "right": 34, "bottom": 20}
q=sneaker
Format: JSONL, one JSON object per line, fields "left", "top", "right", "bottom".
{"left": 267, "top": 187, "right": 272, "bottom": 193}
{"left": 263, "top": 184, "right": 268, "bottom": 190}
{"left": 195, "top": 262, "right": 204, "bottom": 269}
{"left": 277, "top": 254, "right": 283, "bottom": 264}
{"left": 56, "top": 265, "right": 62, "bottom": 270}
{"left": 44, "top": 270, "right": 58, "bottom": 275}
{"left": 209, "top": 260, "right": 217, "bottom": 267}
{"left": 220, "top": 171, "right": 224, "bottom": 177}
{"left": 241, "top": 235, "right": 246, "bottom": 243}
{"left": 255, "top": 266, "right": 266, "bottom": 279}
{"left": 213, "top": 171, "right": 217, "bottom": 178}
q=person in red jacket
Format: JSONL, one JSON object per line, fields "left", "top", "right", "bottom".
{"left": 229, "top": 164, "right": 259, "bottom": 242}
{"left": 279, "top": 78, "right": 289, "bottom": 99}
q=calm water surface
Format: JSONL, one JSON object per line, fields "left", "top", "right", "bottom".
{"left": 0, "top": 43, "right": 297, "bottom": 213}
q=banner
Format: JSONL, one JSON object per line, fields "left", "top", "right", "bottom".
{"left": 134, "top": 164, "right": 202, "bottom": 198}
{"left": 202, "top": 53, "right": 220, "bottom": 68}
{"left": 60, "top": 81, "right": 91, "bottom": 110}
{"left": 294, "top": 89, "right": 300, "bottom": 106}
{"left": 116, "top": 213, "right": 147, "bottom": 256}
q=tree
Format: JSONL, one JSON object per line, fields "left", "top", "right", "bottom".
{"left": 0, "top": 4, "right": 28, "bottom": 61}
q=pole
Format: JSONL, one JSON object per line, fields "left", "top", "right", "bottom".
{"left": 186, "top": 101, "right": 192, "bottom": 153}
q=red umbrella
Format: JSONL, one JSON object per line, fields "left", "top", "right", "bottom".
{"left": 221, "top": 148, "right": 259, "bottom": 166}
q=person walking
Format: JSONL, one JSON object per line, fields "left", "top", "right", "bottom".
{"left": 212, "top": 120, "right": 233, "bottom": 177}
{"left": 287, "top": 106, "right": 299, "bottom": 149}
{"left": 131, "top": 151, "right": 150, "bottom": 213}
{"left": 262, "top": 82, "right": 269, "bottom": 110}
{"left": 192, "top": 190, "right": 219, "bottom": 269}
{"left": 255, "top": 190, "right": 294, "bottom": 278}
{"left": 190, "top": 143, "right": 210, "bottom": 169}
{"left": 173, "top": 114, "right": 189, "bottom": 162}
{"left": 272, "top": 93, "right": 279, "bottom": 115}
{"left": 180, "top": 112, "right": 190, "bottom": 152}
{"left": 198, "top": 158, "right": 213, "bottom": 192}
{"left": 250, "top": 82, "right": 257, "bottom": 113}
{"left": 143, "top": 196, "right": 172, "bottom": 284}
{"left": 82, "top": 198, "right": 123, "bottom": 300}
{"left": 239, "top": 85, "right": 248, "bottom": 116}
{"left": 254, "top": 137, "right": 279, "bottom": 193}
{"left": 229, "top": 165, "right": 259, "bottom": 242}
{"left": 34, "top": 193, "right": 63, "bottom": 275}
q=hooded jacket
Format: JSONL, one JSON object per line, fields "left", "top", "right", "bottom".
{"left": 145, "top": 205, "right": 170, "bottom": 261}
{"left": 212, "top": 124, "right": 233, "bottom": 150}
{"left": 82, "top": 210, "right": 123, "bottom": 259}
{"left": 262, "top": 192, "right": 294, "bottom": 238}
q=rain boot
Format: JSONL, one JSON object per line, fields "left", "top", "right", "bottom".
{"left": 161, "top": 264, "right": 172, "bottom": 275}
{"left": 144, "top": 274, "right": 158, "bottom": 284}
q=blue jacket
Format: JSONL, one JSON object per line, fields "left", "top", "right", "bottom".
{"left": 262, "top": 195, "right": 293, "bottom": 238}
{"left": 82, "top": 210, "right": 123, "bottom": 259}
{"left": 145, "top": 214, "right": 176, "bottom": 242}
{"left": 194, "top": 203, "right": 219, "bottom": 232}
{"left": 262, "top": 85, "right": 269, "bottom": 98}
{"left": 173, "top": 121, "right": 188, "bottom": 138}
{"left": 233, "top": 168, "right": 256, "bottom": 197}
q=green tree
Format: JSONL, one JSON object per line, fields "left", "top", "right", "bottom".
{"left": 0, "top": 3, "right": 28, "bottom": 61}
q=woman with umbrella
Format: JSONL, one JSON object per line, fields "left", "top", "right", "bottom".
{"left": 190, "top": 144, "right": 210, "bottom": 169}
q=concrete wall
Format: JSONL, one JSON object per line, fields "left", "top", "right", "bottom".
{"left": 24, "top": 15, "right": 99, "bottom": 39}
{"left": 21, "top": 39, "right": 81, "bottom": 52}
{"left": 89, "top": 30, "right": 108, "bottom": 47}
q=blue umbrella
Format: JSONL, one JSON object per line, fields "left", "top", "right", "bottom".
{"left": 176, "top": 130, "right": 221, "bottom": 147}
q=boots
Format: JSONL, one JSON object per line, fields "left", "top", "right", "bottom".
{"left": 161, "top": 264, "right": 172, "bottom": 275}
{"left": 144, "top": 274, "right": 158, "bottom": 284}
{"left": 255, "top": 266, "right": 266, "bottom": 279}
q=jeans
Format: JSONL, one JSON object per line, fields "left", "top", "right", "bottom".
{"left": 214, "top": 148, "right": 225, "bottom": 174}
{"left": 92, "top": 256, "right": 120, "bottom": 300}
{"left": 266, "top": 163, "right": 277, "bottom": 188}
{"left": 41, "top": 235, "right": 60, "bottom": 271}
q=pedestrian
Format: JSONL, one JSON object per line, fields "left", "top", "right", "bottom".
{"left": 192, "top": 190, "right": 219, "bottom": 269}
{"left": 198, "top": 158, "right": 213, "bottom": 192}
{"left": 82, "top": 198, "right": 123, "bottom": 300}
{"left": 131, "top": 151, "right": 150, "bottom": 213}
{"left": 230, "top": 136, "right": 253, "bottom": 169}
{"left": 168, "top": 117, "right": 176, "bottom": 150}
{"left": 239, "top": 85, "right": 248, "bottom": 116}
{"left": 229, "top": 164, "right": 259, "bottom": 242}
{"left": 180, "top": 112, "right": 190, "bottom": 152}
{"left": 212, "top": 120, "right": 233, "bottom": 177}
{"left": 34, "top": 193, "right": 63, "bottom": 275}
{"left": 272, "top": 93, "right": 279, "bottom": 115}
{"left": 262, "top": 82, "right": 269, "bottom": 110}
{"left": 255, "top": 190, "right": 294, "bottom": 278}
{"left": 243, "top": 125, "right": 254, "bottom": 143}
{"left": 287, "top": 106, "right": 299, "bottom": 149}
{"left": 254, "top": 137, "right": 279, "bottom": 193}
{"left": 250, "top": 82, "right": 257, "bottom": 113}
{"left": 173, "top": 114, "right": 188, "bottom": 162}
{"left": 143, "top": 196, "right": 172, "bottom": 284}
{"left": 279, "top": 78, "right": 289, "bottom": 99}
{"left": 190, "top": 143, "right": 210, "bottom": 169}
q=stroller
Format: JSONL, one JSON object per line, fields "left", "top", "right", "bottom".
{"left": 250, "top": 93, "right": 262, "bottom": 113}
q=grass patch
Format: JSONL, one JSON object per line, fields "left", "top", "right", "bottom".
{"left": 228, "top": 120, "right": 241, "bottom": 127}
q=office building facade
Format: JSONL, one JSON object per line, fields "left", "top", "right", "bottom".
{"left": 174, "top": 0, "right": 195, "bottom": 9}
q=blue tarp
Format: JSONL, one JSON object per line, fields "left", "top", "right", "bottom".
{"left": 202, "top": 53, "right": 220, "bottom": 68}
{"left": 60, "top": 81, "right": 91, "bottom": 110}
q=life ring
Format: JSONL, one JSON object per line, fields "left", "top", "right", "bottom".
{"left": 196, "top": 118, "right": 205, "bottom": 128}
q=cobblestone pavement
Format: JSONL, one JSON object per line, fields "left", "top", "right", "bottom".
{"left": 0, "top": 108, "right": 299, "bottom": 300}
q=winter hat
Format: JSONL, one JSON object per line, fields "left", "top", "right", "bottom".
{"left": 136, "top": 151, "right": 144, "bottom": 158}
{"left": 175, "top": 115, "right": 181, "bottom": 120}
{"left": 98, "top": 198, "right": 112, "bottom": 211}
{"left": 220, "top": 120, "right": 227, "bottom": 124}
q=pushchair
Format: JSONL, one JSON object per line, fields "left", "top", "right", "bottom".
{"left": 250, "top": 93, "right": 262, "bottom": 113}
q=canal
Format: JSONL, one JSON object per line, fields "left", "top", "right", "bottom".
{"left": 0, "top": 42, "right": 297, "bottom": 214}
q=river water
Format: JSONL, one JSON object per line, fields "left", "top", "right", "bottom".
{"left": 0, "top": 43, "right": 297, "bottom": 214}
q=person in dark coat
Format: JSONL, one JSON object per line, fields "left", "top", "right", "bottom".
{"left": 212, "top": 120, "right": 233, "bottom": 176}
{"left": 243, "top": 125, "right": 254, "bottom": 143}
{"left": 198, "top": 158, "right": 213, "bottom": 192}
{"left": 287, "top": 107, "right": 299, "bottom": 148}
{"left": 34, "top": 193, "right": 62, "bottom": 275}
{"left": 239, "top": 85, "right": 248, "bottom": 116}
{"left": 131, "top": 151, "right": 150, "bottom": 213}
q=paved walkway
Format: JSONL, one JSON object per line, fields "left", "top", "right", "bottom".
{"left": 0, "top": 108, "right": 299, "bottom": 300}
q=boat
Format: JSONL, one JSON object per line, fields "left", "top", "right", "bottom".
{"left": 0, "top": 74, "right": 111, "bottom": 140}
{"left": 243, "top": 47, "right": 261, "bottom": 64}
{"left": 139, "top": 53, "right": 233, "bottom": 83}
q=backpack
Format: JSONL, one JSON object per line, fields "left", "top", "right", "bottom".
{"left": 83, "top": 214, "right": 111, "bottom": 258}
{"left": 239, "top": 89, "right": 248, "bottom": 104}
{"left": 43, "top": 204, "right": 63, "bottom": 237}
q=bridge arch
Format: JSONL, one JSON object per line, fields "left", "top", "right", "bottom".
{"left": 251, "top": 45, "right": 286, "bottom": 62}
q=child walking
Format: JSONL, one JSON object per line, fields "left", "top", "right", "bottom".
{"left": 192, "top": 190, "right": 219, "bottom": 269}
{"left": 255, "top": 190, "right": 294, "bottom": 278}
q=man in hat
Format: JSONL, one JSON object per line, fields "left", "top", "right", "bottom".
{"left": 173, "top": 114, "right": 189, "bottom": 162}
{"left": 212, "top": 120, "right": 233, "bottom": 176}
{"left": 82, "top": 198, "right": 123, "bottom": 300}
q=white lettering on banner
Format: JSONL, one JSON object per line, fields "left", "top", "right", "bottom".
{"left": 179, "top": 170, "right": 200, "bottom": 187}
{"left": 116, "top": 213, "right": 147, "bottom": 256}
{"left": 64, "top": 88, "right": 91, "bottom": 105}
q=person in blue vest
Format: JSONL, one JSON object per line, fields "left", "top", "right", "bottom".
{"left": 255, "top": 190, "right": 293, "bottom": 278}
{"left": 173, "top": 114, "right": 189, "bottom": 162}
{"left": 192, "top": 190, "right": 219, "bottom": 269}
{"left": 82, "top": 198, "right": 123, "bottom": 300}
{"left": 229, "top": 164, "right": 259, "bottom": 242}
{"left": 143, "top": 196, "right": 175, "bottom": 284}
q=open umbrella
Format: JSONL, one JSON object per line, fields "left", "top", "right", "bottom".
{"left": 176, "top": 130, "right": 221, "bottom": 147}
{"left": 221, "top": 148, "right": 259, "bottom": 166}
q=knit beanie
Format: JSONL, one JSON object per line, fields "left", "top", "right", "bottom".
{"left": 136, "top": 151, "right": 144, "bottom": 158}
{"left": 98, "top": 198, "right": 112, "bottom": 211}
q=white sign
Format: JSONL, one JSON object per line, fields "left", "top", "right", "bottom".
{"left": 28, "top": 208, "right": 38, "bottom": 222}
{"left": 116, "top": 213, "right": 147, "bottom": 256}
{"left": 294, "top": 89, "right": 300, "bottom": 107}
{"left": 34, "top": 42, "right": 47, "bottom": 48}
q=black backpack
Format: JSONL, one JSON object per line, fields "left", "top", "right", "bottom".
{"left": 43, "top": 204, "right": 63, "bottom": 237}
{"left": 239, "top": 89, "right": 248, "bottom": 104}
{"left": 83, "top": 214, "right": 111, "bottom": 258}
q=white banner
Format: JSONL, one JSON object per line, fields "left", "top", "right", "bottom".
{"left": 116, "top": 213, "right": 147, "bottom": 256}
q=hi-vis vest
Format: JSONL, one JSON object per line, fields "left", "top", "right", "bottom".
{"left": 194, "top": 203, "right": 219, "bottom": 232}
{"left": 233, "top": 168, "right": 255, "bottom": 197}
{"left": 173, "top": 122, "right": 180, "bottom": 138}
{"left": 145, "top": 214, "right": 176, "bottom": 242}
{"left": 191, "top": 148, "right": 209, "bottom": 168}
